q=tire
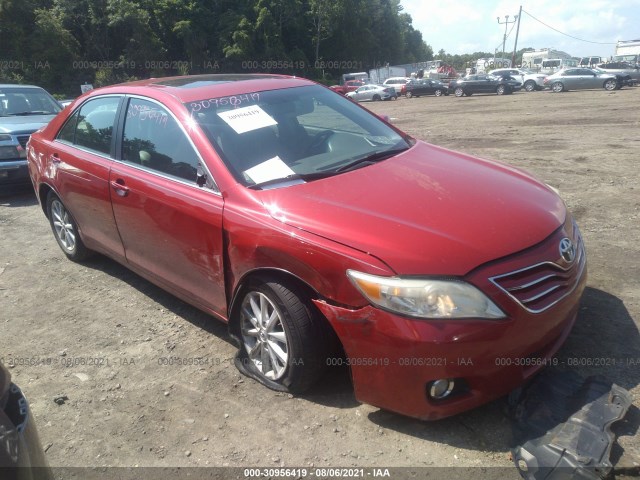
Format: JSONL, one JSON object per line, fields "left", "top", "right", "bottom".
{"left": 405, "top": 91, "right": 413, "bottom": 98}
{"left": 604, "top": 79, "right": 617, "bottom": 91}
{"left": 235, "top": 278, "right": 328, "bottom": 393}
{"left": 524, "top": 80, "right": 537, "bottom": 92}
{"left": 46, "top": 192, "right": 92, "bottom": 261}
{"left": 434, "top": 89, "right": 443, "bottom": 97}
{"left": 551, "top": 82, "right": 564, "bottom": 93}
{"left": 372, "top": 94, "right": 381, "bottom": 101}
{"left": 454, "top": 87, "right": 465, "bottom": 97}
{"left": 496, "top": 85, "right": 506, "bottom": 95}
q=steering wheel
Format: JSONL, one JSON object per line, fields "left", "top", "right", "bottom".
{"left": 305, "top": 130, "right": 334, "bottom": 155}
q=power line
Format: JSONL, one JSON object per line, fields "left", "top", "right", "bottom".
{"left": 521, "top": 8, "right": 617, "bottom": 45}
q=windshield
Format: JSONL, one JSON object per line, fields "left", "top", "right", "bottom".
{"left": 187, "top": 85, "right": 410, "bottom": 188}
{"left": 0, "top": 87, "right": 62, "bottom": 116}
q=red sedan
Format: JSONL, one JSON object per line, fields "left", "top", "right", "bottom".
{"left": 27, "top": 75, "right": 586, "bottom": 420}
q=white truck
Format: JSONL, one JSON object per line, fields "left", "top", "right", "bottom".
{"left": 613, "top": 40, "right": 640, "bottom": 65}
{"left": 521, "top": 49, "right": 576, "bottom": 73}
{"left": 368, "top": 66, "right": 406, "bottom": 85}
{"left": 475, "top": 57, "right": 511, "bottom": 73}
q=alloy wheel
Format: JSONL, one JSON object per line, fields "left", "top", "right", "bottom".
{"left": 240, "top": 291, "right": 289, "bottom": 380}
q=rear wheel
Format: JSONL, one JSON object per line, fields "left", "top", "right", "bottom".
{"left": 372, "top": 94, "right": 381, "bottom": 101}
{"left": 434, "top": 89, "right": 443, "bottom": 97}
{"left": 454, "top": 87, "right": 465, "bottom": 97}
{"left": 551, "top": 82, "right": 564, "bottom": 93}
{"left": 496, "top": 85, "right": 507, "bottom": 95}
{"left": 235, "top": 278, "right": 329, "bottom": 393}
{"left": 604, "top": 79, "right": 617, "bottom": 91}
{"left": 46, "top": 192, "right": 92, "bottom": 261}
{"left": 524, "top": 80, "right": 537, "bottom": 92}
{"left": 405, "top": 91, "right": 413, "bottom": 98}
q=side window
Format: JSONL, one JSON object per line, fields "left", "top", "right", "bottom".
{"left": 75, "top": 97, "right": 120, "bottom": 155}
{"left": 122, "top": 98, "right": 200, "bottom": 183}
{"left": 57, "top": 111, "right": 79, "bottom": 143}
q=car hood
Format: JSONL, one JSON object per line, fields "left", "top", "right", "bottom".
{"left": 257, "top": 141, "right": 566, "bottom": 275}
{"left": 0, "top": 114, "right": 57, "bottom": 134}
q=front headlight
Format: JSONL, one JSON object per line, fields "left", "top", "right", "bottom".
{"left": 346, "top": 270, "right": 505, "bottom": 319}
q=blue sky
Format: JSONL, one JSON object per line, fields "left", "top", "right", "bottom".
{"left": 400, "top": 0, "right": 640, "bottom": 59}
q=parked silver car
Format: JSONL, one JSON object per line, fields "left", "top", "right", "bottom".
{"left": 490, "top": 68, "right": 547, "bottom": 92}
{"left": 596, "top": 62, "right": 640, "bottom": 84}
{"left": 0, "top": 84, "right": 62, "bottom": 191}
{"left": 345, "top": 84, "right": 397, "bottom": 102}
{"left": 544, "top": 68, "right": 618, "bottom": 92}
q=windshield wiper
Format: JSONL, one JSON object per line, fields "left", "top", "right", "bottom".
{"left": 334, "top": 147, "right": 409, "bottom": 173}
{"left": 248, "top": 172, "right": 336, "bottom": 190}
{"left": 6, "top": 111, "right": 55, "bottom": 116}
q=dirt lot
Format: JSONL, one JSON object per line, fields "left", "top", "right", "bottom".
{"left": 1, "top": 86, "right": 639, "bottom": 478}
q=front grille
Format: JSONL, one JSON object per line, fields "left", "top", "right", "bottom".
{"left": 490, "top": 232, "right": 586, "bottom": 314}
{"left": 16, "top": 135, "right": 30, "bottom": 149}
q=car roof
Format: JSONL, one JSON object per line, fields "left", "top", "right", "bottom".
{"left": 79, "top": 74, "right": 317, "bottom": 104}
{"left": 0, "top": 84, "right": 46, "bottom": 90}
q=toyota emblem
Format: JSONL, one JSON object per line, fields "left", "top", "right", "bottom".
{"left": 559, "top": 238, "right": 576, "bottom": 263}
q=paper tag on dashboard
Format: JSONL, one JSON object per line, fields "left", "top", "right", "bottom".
{"left": 217, "top": 105, "right": 277, "bottom": 134}
{"left": 244, "top": 157, "right": 295, "bottom": 184}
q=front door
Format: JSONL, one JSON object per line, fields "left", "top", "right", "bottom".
{"left": 109, "top": 97, "right": 227, "bottom": 317}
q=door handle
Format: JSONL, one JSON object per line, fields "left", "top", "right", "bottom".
{"left": 110, "top": 179, "right": 130, "bottom": 197}
{"left": 51, "top": 153, "right": 61, "bottom": 164}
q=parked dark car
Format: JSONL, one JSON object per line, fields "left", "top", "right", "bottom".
{"left": 0, "top": 360, "right": 53, "bottom": 479}
{"left": 0, "top": 85, "right": 62, "bottom": 192}
{"left": 28, "top": 74, "right": 586, "bottom": 420}
{"left": 449, "top": 74, "right": 522, "bottom": 96}
{"left": 404, "top": 79, "right": 449, "bottom": 98}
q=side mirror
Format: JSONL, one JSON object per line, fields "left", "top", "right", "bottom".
{"left": 196, "top": 163, "right": 207, "bottom": 187}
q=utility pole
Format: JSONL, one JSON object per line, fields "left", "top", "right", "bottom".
{"left": 512, "top": 6, "right": 523, "bottom": 66}
{"left": 497, "top": 14, "right": 517, "bottom": 66}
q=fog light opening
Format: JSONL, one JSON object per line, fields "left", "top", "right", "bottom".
{"left": 429, "top": 379, "right": 455, "bottom": 400}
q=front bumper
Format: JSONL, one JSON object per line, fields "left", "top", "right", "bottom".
{"left": 0, "top": 160, "right": 30, "bottom": 187}
{"left": 0, "top": 383, "right": 52, "bottom": 479}
{"left": 314, "top": 224, "right": 587, "bottom": 421}
{"left": 316, "top": 296, "right": 582, "bottom": 420}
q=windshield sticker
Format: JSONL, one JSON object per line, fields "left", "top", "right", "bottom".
{"left": 190, "top": 93, "right": 261, "bottom": 113}
{"left": 244, "top": 156, "right": 295, "bottom": 185}
{"left": 217, "top": 104, "right": 277, "bottom": 134}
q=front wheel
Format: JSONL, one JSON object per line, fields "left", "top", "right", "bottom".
{"left": 496, "top": 85, "right": 507, "bottom": 95}
{"left": 46, "top": 192, "right": 92, "bottom": 261}
{"left": 604, "top": 79, "right": 617, "bottom": 91}
{"left": 551, "top": 82, "right": 564, "bottom": 93}
{"left": 524, "top": 80, "right": 537, "bottom": 92}
{"left": 454, "top": 87, "right": 465, "bottom": 97}
{"left": 236, "top": 278, "right": 328, "bottom": 393}
{"left": 434, "top": 89, "right": 443, "bottom": 97}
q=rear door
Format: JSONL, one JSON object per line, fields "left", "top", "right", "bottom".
{"left": 109, "top": 96, "right": 227, "bottom": 317}
{"left": 50, "top": 95, "right": 125, "bottom": 260}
